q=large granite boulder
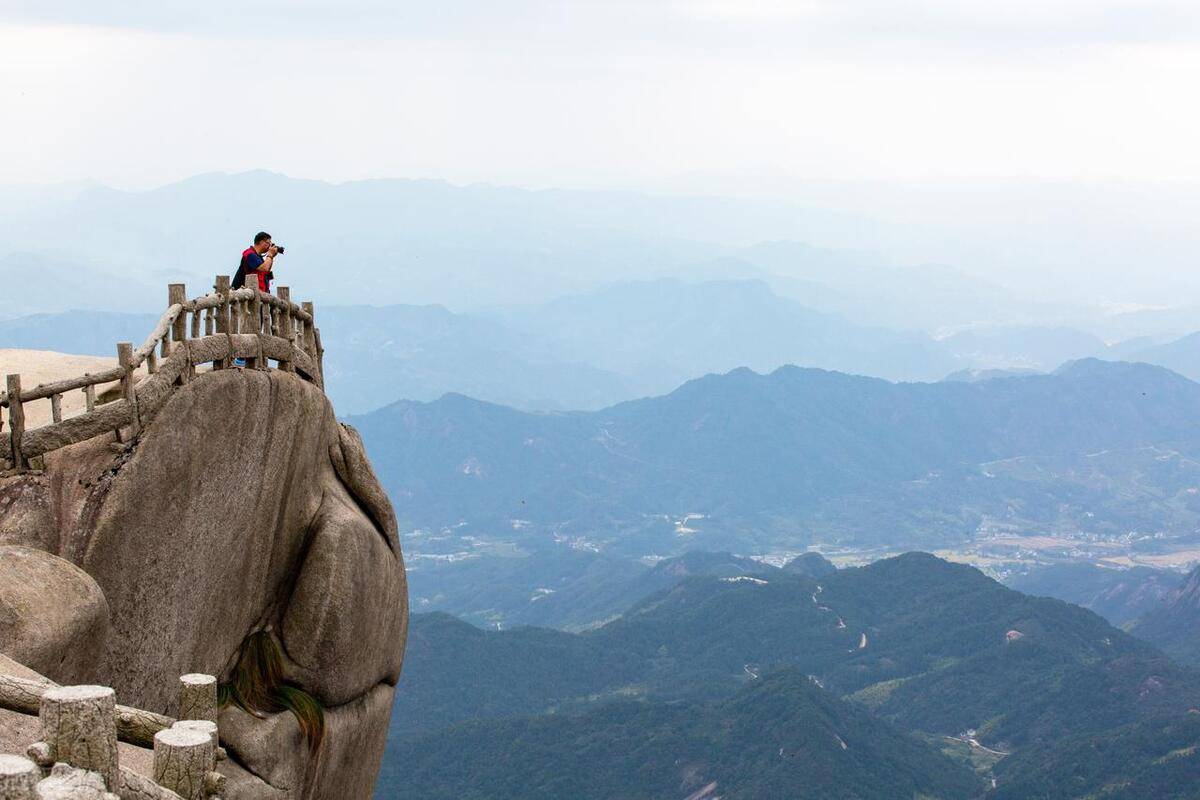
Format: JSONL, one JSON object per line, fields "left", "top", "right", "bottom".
{"left": 0, "top": 368, "right": 407, "bottom": 799}
{"left": 0, "top": 546, "right": 110, "bottom": 686}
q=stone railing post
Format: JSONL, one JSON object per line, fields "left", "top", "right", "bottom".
{"left": 0, "top": 754, "right": 39, "bottom": 799}
{"left": 37, "top": 685, "right": 120, "bottom": 791}
{"left": 177, "top": 674, "right": 217, "bottom": 723}
{"left": 6, "top": 374, "right": 27, "bottom": 471}
{"left": 152, "top": 727, "right": 214, "bottom": 800}
{"left": 117, "top": 343, "right": 139, "bottom": 438}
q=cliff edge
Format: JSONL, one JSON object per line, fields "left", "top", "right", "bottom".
{"left": 0, "top": 363, "right": 408, "bottom": 799}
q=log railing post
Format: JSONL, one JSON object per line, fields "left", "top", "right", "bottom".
{"left": 245, "top": 286, "right": 261, "bottom": 369}
{"left": 117, "top": 343, "right": 139, "bottom": 437}
{"left": 50, "top": 393, "right": 62, "bottom": 424}
{"left": 0, "top": 754, "right": 39, "bottom": 798}
{"left": 6, "top": 375, "right": 26, "bottom": 471}
{"left": 214, "top": 277, "right": 230, "bottom": 334}
{"left": 277, "top": 287, "right": 295, "bottom": 372}
{"left": 177, "top": 674, "right": 217, "bottom": 723}
{"left": 38, "top": 685, "right": 120, "bottom": 791}
{"left": 252, "top": 286, "right": 264, "bottom": 336}
{"left": 152, "top": 726, "right": 214, "bottom": 800}
{"left": 301, "top": 302, "right": 316, "bottom": 356}
{"left": 84, "top": 383, "right": 96, "bottom": 413}
{"left": 169, "top": 284, "right": 186, "bottom": 345}
{"left": 215, "top": 276, "right": 231, "bottom": 370}
{"left": 314, "top": 326, "right": 325, "bottom": 381}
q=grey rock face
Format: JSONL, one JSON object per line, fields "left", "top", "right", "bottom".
{"left": 0, "top": 368, "right": 407, "bottom": 799}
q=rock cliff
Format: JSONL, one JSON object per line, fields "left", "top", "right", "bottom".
{"left": 0, "top": 366, "right": 407, "bottom": 799}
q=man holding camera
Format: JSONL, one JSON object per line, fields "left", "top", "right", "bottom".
{"left": 234, "top": 231, "right": 283, "bottom": 293}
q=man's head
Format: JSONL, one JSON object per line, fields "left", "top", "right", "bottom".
{"left": 253, "top": 231, "right": 273, "bottom": 254}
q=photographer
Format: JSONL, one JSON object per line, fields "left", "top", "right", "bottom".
{"left": 233, "top": 231, "right": 283, "bottom": 293}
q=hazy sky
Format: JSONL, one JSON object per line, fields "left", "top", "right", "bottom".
{"left": 4, "top": 0, "right": 1200, "bottom": 190}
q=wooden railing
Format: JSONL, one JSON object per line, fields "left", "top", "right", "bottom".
{"left": 1, "top": 277, "right": 325, "bottom": 472}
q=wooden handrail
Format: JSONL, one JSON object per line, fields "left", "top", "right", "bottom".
{"left": 2, "top": 278, "right": 323, "bottom": 471}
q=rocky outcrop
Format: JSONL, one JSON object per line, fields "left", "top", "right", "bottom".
{"left": 0, "top": 367, "right": 407, "bottom": 799}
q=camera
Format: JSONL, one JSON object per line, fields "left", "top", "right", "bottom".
{"left": 274, "top": 245, "right": 286, "bottom": 254}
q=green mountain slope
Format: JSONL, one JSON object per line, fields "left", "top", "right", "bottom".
{"left": 991, "top": 714, "right": 1200, "bottom": 800}
{"left": 386, "top": 671, "right": 983, "bottom": 800}
{"left": 1132, "top": 565, "right": 1200, "bottom": 666}
{"left": 383, "top": 554, "right": 1200, "bottom": 798}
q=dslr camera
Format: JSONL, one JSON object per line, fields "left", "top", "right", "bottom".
{"left": 273, "top": 244, "right": 286, "bottom": 254}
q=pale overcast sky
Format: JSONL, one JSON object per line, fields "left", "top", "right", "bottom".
{"left": 2, "top": 0, "right": 1199, "bottom": 190}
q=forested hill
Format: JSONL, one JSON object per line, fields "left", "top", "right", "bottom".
{"left": 379, "top": 553, "right": 1200, "bottom": 799}
{"left": 353, "top": 358, "right": 1200, "bottom": 551}
{"left": 1133, "top": 564, "right": 1200, "bottom": 666}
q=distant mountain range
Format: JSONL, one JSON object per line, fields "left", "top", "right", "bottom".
{"left": 19, "top": 275, "right": 1199, "bottom": 414}
{"left": 6, "top": 277, "right": 1198, "bottom": 415}
{"left": 379, "top": 553, "right": 1200, "bottom": 799}
{"left": 486, "top": 277, "right": 962, "bottom": 390}
{"left": 353, "top": 358, "right": 1200, "bottom": 557}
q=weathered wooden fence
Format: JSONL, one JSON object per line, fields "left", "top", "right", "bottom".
{"left": 1, "top": 279, "right": 325, "bottom": 472}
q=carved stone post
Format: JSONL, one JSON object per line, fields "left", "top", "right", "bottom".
{"left": 38, "top": 685, "right": 120, "bottom": 791}
{"left": 0, "top": 754, "right": 39, "bottom": 799}
{"left": 152, "top": 727, "right": 214, "bottom": 800}
{"left": 6, "top": 374, "right": 27, "bottom": 471}
{"left": 117, "top": 343, "right": 139, "bottom": 437}
{"left": 177, "top": 674, "right": 217, "bottom": 723}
